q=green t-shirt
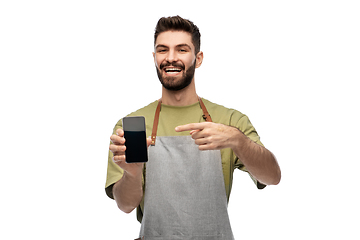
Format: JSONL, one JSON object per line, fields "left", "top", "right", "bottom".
{"left": 105, "top": 98, "right": 266, "bottom": 222}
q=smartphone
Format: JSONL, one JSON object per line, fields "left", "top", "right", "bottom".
{"left": 122, "top": 116, "right": 148, "bottom": 163}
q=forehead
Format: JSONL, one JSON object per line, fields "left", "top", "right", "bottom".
{"left": 155, "top": 31, "right": 194, "bottom": 49}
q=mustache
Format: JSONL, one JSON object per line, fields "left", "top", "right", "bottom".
{"left": 160, "top": 61, "right": 185, "bottom": 70}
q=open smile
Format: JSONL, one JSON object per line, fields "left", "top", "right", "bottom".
{"left": 163, "top": 66, "right": 183, "bottom": 76}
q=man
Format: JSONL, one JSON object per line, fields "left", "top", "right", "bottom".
{"left": 106, "top": 16, "right": 281, "bottom": 239}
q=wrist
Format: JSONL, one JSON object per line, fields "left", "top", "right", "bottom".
{"left": 229, "top": 127, "right": 246, "bottom": 151}
{"left": 123, "top": 167, "right": 143, "bottom": 181}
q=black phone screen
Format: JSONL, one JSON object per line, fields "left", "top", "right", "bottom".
{"left": 122, "top": 116, "right": 148, "bottom": 163}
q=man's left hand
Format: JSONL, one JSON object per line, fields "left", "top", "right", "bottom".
{"left": 175, "top": 122, "right": 241, "bottom": 151}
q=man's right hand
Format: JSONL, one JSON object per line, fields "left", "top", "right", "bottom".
{"left": 110, "top": 128, "right": 151, "bottom": 213}
{"left": 109, "top": 128, "right": 152, "bottom": 177}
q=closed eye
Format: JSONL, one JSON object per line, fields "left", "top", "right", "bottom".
{"left": 155, "top": 45, "right": 169, "bottom": 53}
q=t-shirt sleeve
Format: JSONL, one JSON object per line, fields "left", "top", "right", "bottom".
{"left": 105, "top": 120, "right": 125, "bottom": 199}
{"left": 231, "top": 111, "right": 267, "bottom": 189}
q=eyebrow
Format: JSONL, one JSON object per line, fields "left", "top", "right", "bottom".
{"left": 155, "top": 44, "right": 192, "bottom": 50}
{"left": 176, "top": 44, "right": 192, "bottom": 49}
{"left": 155, "top": 44, "right": 168, "bottom": 49}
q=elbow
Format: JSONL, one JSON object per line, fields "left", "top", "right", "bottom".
{"left": 271, "top": 167, "right": 282, "bottom": 185}
{"left": 273, "top": 174, "right": 281, "bottom": 185}
{"left": 269, "top": 153, "right": 281, "bottom": 185}
{"left": 116, "top": 201, "right": 139, "bottom": 214}
{"left": 259, "top": 167, "right": 281, "bottom": 186}
{"left": 119, "top": 205, "right": 136, "bottom": 214}
{"left": 115, "top": 196, "right": 143, "bottom": 214}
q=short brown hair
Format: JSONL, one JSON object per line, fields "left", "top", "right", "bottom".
{"left": 154, "top": 16, "right": 201, "bottom": 54}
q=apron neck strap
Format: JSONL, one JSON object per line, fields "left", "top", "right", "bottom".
{"left": 151, "top": 96, "right": 212, "bottom": 146}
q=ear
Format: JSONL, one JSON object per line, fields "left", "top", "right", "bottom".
{"left": 195, "top": 51, "right": 204, "bottom": 68}
{"left": 153, "top": 52, "right": 159, "bottom": 68}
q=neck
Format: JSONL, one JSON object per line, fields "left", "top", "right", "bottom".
{"left": 161, "top": 79, "right": 198, "bottom": 106}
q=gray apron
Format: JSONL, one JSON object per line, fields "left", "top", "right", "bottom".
{"left": 138, "top": 98, "right": 234, "bottom": 240}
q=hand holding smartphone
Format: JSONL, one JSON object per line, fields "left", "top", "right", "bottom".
{"left": 122, "top": 116, "right": 148, "bottom": 163}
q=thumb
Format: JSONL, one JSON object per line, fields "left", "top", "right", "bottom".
{"left": 147, "top": 137, "right": 152, "bottom": 147}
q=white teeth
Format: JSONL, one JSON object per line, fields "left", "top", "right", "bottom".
{"left": 165, "top": 68, "right": 181, "bottom": 72}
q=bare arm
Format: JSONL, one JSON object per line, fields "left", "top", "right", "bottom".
{"left": 109, "top": 128, "right": 152, "bottom": 213}
{"left": 229, "top": 127, "right": 281, "bottom": 185}
{"left": 175, "top": 122, "right": 281, "bottom": 186}
{"left": 112, "top": 170, "right": 143, "bottom": 214}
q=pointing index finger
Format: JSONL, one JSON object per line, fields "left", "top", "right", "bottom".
{"left": 175, "top": 122, "right": 207, "bottom": 133}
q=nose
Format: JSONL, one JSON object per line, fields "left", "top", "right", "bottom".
{"left": 165, "top": 49, "right": 178, "bottom": 63}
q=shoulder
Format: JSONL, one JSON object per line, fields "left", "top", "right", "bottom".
{"left": 126, "top": 100, "right": 159, "bottom": 117}
{"left": 112, "top": 100, "right": 159, "bottom": 134}
{"left": 201, "top": 98, "right": 246, "bottom": 126}
{"left": 202, "top": 98, "right": 262, "bottom": 145}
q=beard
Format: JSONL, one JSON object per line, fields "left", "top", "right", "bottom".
{"left": 156, "top": 60, "right": 196, "bottom": 91}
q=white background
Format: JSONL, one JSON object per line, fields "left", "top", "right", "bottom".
{"left": 1, "top": 0, "right": 359, "bottom": 239}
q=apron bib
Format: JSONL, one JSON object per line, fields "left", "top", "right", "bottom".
{"left": 138, "top": 98, "right": 234, "bottom": 240}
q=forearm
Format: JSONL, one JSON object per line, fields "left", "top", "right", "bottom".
{"left": 231, "top": 129, "right": 281, "bottom": 186}
{"left": 113, "top": 171, "right": 143, "bottom": 214}
{"left": 175, "top": 122, "right": 281, "bottom": 185}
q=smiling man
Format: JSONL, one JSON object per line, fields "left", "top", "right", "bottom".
{"left": 106, "top": 16, "right": 281, "bottom": 240}
{"left": 154, "top": 31, "right": 199, "bottom": 92}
